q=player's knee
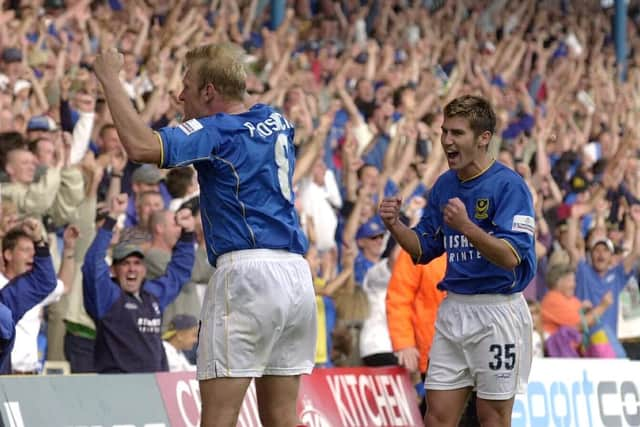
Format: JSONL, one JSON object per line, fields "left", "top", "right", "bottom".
{"left": 424, "top": 406, "right": 457, "bottom": 427}
{"left": 476, "top": 399, "right": 513, "bottom": 427}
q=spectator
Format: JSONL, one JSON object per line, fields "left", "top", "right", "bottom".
{"left": 82, "top": 194, "right": 195, "bottom": 373}
{"left": 0, "top": 224, "right": 78, "bottom": 374}
{"left": 353, "top": 216, "right": 386, "bottom": 285}
{"left": 60, "top": 152, "right": 113, "bottom": 373}
{"left": 125, "top": 164, "right": 165, "bottom": 227}
{"left": 568, "top": 203, "right": 640, "bottom": 336}
{"left": 165, "top": 167, "right": 199, "bottom": 212}
{"left": 1, "top": 134, "right": 85, "bottom": 231}
{"left": 541, "top": 263, "right": 612, "bottom": 336}
{"left": 297, "top": 157, "right": 342, "bottom": 253}
{"left": 359, "top": 237, "right": 401, "bottom": 367}
{"left": 119, "top": 190, "right": 164, "bottom": 249}
{"left": 144, "top": 209, "right": 183, "bottom": 278}
{"left": 386, "top": 251, "right": 447, "bottom": 374}
{"left": 162, "top": 314, "right": 198, "bottom": 372}
{"left": 0, "top": 219, "right": 57, "bottom": 374}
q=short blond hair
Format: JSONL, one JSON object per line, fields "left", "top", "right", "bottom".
{"left": 185, "top": 43, "right": 247, "bottom": 101}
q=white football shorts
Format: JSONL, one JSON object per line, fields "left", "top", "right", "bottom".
{"left": 425, "top": 292, "right": 533, "bottom": 400}
{"left": 197, "top": 249, "right": 317, "bottom": 380}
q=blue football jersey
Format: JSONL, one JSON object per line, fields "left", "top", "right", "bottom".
{"left": 157, "top": 104, "right": 308, "bottom": 266}
{"left": 413, "top": 161, "right": 536, "bottom": 294}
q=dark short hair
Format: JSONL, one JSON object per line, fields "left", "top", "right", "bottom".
{"left": 444, "top": 95, "right": 496, "bottom": 138}
{"left": 166, "top": 167, "right": 195, "bottom": 198}
{"left": 0, "top": 132, "right": 27, "bottom": 170}
{"left": 2, "top": 228, "right": 32, "bottom": 263}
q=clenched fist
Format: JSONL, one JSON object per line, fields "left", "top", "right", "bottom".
{"left": 94, "top": 48, "right": 124, "bottom": 83}
{"left": 176, "top": 208, "right": 195, "bottom": 233}
{"left": 443, "top": 197, "right": 472, "bottom": 232}
{"left": 109, "top": 193, "right": 129, "bottom": 217}
{"left": 379, "top": 197, "right": 402, "bottom": 228}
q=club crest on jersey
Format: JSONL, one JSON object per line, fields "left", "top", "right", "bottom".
{"left": 474, "top": 199, "right": 489, "bottom": 219}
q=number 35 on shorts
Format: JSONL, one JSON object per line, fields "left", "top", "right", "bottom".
{"left": 488, "top": 343, "right": 516, "bottom": 370}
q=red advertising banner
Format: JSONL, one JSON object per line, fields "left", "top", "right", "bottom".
{"left": 155, "top": 367, "right": 422, "bottom": 427}
{"left": 296, "top": 367, "right": 423, "bottom": 427}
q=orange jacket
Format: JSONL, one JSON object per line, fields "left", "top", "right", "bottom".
{"left": 386, "top": 250, "right": 447, "bottom": 373}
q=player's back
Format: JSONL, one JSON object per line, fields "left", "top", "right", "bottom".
{"left": 158, "top": 104, "right": 308, "bottom": 266}
{"left": 192, "top": 104, "right": 307, "bottom": 265}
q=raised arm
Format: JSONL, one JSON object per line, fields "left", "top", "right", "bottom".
{"left": 623, "top": 205, "right": 640, "bottom": 274}
{"left": 94, "top": 49, "right": 160, "bottom": 164}
{"left": 58, "top": 225, "right": 80, "bottom": 295}
{"left": 81, "top": 194, "right": 127, "bottom": 320}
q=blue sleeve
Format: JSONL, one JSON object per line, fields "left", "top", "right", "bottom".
{"left": 156, "top": 119, "right": 221, "bottom": 168}
{"left": 0, "top": 303, "right": 13, "bottom": 341}
{"left": 82, "top": 219, "right": 122, "bottom": 320}
{"left": 613, "top": 262, "right": 636, "bottom": 293}
{"left": 412, "top": 188, "right": 445, "bottom": 264}
{"left": 144, "top": 233, "right": 195, "bottom": 312}
{"left": 491, "top": 177, "right": 536, "bottom": 264}
{"left": 0, "top": 245, "right": 57, "bottom": 323}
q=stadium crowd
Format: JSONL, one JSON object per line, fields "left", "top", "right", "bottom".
{"left": 0, "top": 0, "right": 639, "bottom": 387}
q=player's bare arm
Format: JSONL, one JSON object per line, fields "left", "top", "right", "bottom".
{"left": 94, "top": 48, "right": 161, "bottom": 165}
{"left": 444, "top": 197, "right": 519, "bottom": 270}
{"left": 379, "top": 196, "right": 422, "bottom": 260}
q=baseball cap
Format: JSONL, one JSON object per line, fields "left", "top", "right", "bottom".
{"left": 132, "top": 164, "right": 163, "bottom": 185}
{"left": 27, "top": 115, "right": 58, "bottom": 132}
{"left": 112, "top": 242, "right": 145, "bottom": 263}
{"left": 162, "top": 314, "right": 198, "bottom": 340}
{"left": 2, "top": 47, "right": 22, "bottom": 63}
{"left": 590, "top": 237, "right": 615, "bottom": 252}
{"left": 356, "top": 216, "right": 385, "bottom": 240}
{"left": 545, "top": 263, "right": 575, "bottom": 287}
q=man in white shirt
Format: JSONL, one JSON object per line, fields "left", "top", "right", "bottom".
{"left": 298, "top": 158, "right": 342, "bottom": 252}
{"left": 162, "top": 314, "right": 198, "bottom": 372}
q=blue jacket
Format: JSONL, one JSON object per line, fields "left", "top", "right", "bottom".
{"left": 82, "top": 218, "right": 195, "bottom": 373}
{"left": 0, "top": 245, "right": 57, "bottom": 373}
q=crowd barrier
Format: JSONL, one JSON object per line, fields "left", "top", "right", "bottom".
{"left": 0, "top": 359, "right": 638, "bottom": 427}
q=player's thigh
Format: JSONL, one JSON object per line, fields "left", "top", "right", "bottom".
{"left": 199, "top": 377, "right": 252, "bottom": 427}
{"left": 265, "top": 257, "right": 316, "bottom": 374}
{"left": 466, "top": 295, "right": 533, "bottom": 400}
{"left": 254, "top": 375, "right": 301, "bottom": 427}
{"left": 425, "top": 300, "right": 474, "bottom": 391}
{"left": 475, "top": 396, "right": 515, "bottom": 427}
{"left": 424, "top": 387, "right": 472, "bottom": 427}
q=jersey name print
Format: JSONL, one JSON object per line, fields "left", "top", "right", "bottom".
{"left": 243, "top": 111, "right": 293, "bottom": 138}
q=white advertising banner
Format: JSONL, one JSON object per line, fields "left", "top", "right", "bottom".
{"left": 513, "top": 358, "right": 640, "bottom": 427}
